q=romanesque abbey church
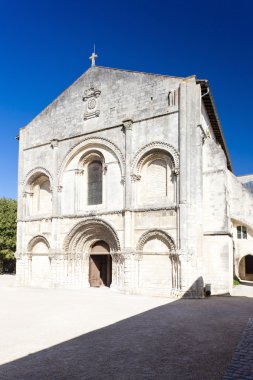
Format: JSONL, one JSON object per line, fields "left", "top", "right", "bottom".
{"left": 16, "top": 56, "right": 253, "bottom": 297}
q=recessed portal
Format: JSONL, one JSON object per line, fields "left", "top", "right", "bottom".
{"left": 239, "top": 255, "right": 253, "bottom": 281}
{"left": 89, "top": 241, "right": 112, "bottom": 287}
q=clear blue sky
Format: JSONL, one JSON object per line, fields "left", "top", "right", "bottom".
{"left": 0, "top": 0, "right": 252, "bottom": 199}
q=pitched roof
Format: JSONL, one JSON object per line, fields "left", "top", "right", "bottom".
{"left": 197, "top": 79, "right": 233, "bottom": 172}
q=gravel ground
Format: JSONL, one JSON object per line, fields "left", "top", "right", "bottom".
{"left": 0, "top": 275, "right": 253, "bottom": 380}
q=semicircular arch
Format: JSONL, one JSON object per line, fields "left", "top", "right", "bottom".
{"left": 27, "top": 235, "right": 50, "bottom": 253}
{"left": 131, "top": 142, "right": 179, "bottom": 176}
{"left": 24, "top": 167, "right": 53, "bottom": 190}
{"left": 137, "top": 229, "right": 176, "bottom": 252}
{"left": 64, "top": 218, "right": 121, "bottom": 254}
{"left": 58, "top": 137, "right": 125, "bottom": 185}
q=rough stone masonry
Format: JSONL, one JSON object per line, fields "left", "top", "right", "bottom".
{"left": 15, "top": 60, "right": 253, "bottom": 297}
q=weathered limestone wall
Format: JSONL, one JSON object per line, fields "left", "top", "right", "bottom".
{"left": 238, "top": 174, "right": 253, "bottom": 194}
{"left": 228, "top": 172, "right": 253, "bottom": 228}
{"left": 227, "top": 172, "right": 253, "bottom": 278}
{"left": 202, "top": 113, "right": 233, "bottom": 294}
{"left": 16, "top": 66, "right": 238, "bottom": 297}
{"left": 21, "top": 67, "right": 182, "bottom": 148}
{"left": 16, "top": 67, "right": 183, "bottom": 296}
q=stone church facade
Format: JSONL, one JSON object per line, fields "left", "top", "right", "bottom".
{"left": 16, "top": 63, "right": 253, "bottom": 297}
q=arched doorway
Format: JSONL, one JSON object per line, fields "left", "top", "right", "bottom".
{"left": 89, "top": 241, "right": 112, "bottom": 287}
{"left": 239, "top": 255, "right": 253, "bottom": 281}
{"left": 30, "top": 240, "right": 51, "bottom": 287}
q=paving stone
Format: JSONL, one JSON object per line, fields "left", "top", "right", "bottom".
{"left": 223, "top": 318, "right": 253, "bottom": 379}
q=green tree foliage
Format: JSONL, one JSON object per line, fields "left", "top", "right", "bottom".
{"left": 0, "top": 198, "right": 17, "bottom": 262}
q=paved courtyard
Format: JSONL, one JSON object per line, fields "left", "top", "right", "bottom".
{"left": 0, "top": 276, "right": 253, "bottom": 380}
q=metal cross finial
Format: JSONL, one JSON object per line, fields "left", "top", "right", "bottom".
{"left": 89, "top": 45, "right": 98, "bottom": 67}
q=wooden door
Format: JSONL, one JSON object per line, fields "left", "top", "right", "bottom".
{"left": 89, "top": 241, "right": 112, "bottom": 287}
{"left": 89, "top": 255, "right": 102, "bottom": 287}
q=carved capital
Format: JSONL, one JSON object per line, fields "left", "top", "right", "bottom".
{"left": 122, "top": 119, "right": 133, "bottom": 131}
{"left": 172, "top": 168, "right": 180, "bottom": 176}
{"left": 75, "top": 169, "right": 84, "bottom": 175}
{"left": 111, "top": 252, "right": 125, "bottom": 264}
{"left": 50, "top": 139, "right": 59, "bottom": 148}
{"left": 131, "top": 174, "right": 141, "bottom": 182}
{"left": 23, "top": 191, "right": 33, "bottom": 198}
{"left": 134, "top": 252, "right": 143, "bottom": 261}
{"left": 57, "top": 186, "right": 63, "bottom": 193}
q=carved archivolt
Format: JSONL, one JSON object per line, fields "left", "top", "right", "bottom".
{"left": 79, "top": 150, "right": 105, "bottom": 168}
{"left": 27, "top": 235, "right": 50, "bottom": 253}
{"left": 131, "top": 142, "right": 179, "bottom": 176}
{"left": 23, "top": 167, "right": 53, "bottom": 190}
{"left": 136, "top": 229, "right": 176, "bottom": 252}
{"left": 63, "top": 218, "right": 121, "bottom": 254}
{"left": 58, "top": 137, "right": 125, "bottom": 183}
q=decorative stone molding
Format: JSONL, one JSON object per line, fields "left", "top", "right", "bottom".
{"left": 133, "top": 205, "right": 177, "bottom": 212}
{"left": 27, "top": 235, "right": 50, "bottom": 253}
{"left": 63, "top": 217, "right": 121, "bottom": 254}
{"left": 122, "top": 119, "right": 133, "bottom": 131}
{"left": 58, "top": 137, "right": 125, "bottom": 183}
{"left": 168, "top": 89, "right": 178, "bottom": 107}
{"left": 57, "top": 186, "right": 63, "bottom": 193}
{"left": 23, "top": 167, "right": 53, "bottom": 190}
{"left": 131, "top": 142, "right": 180, "bottom": 176}
{"left": 23, "top": 191, "right": 33, "bottom": 198}
{"left": 134, "top": 252, "right": 144, "bottom": 261}
{"left": 111, "top": 252, "right": 125, "bottom": 264}
{"left": 130, "top": 174, "right": 141, "bottom": 182}
{"left": 172, "top": 168, "right": 180, "bottom": 176}
{"left": 50, "top": 139, "right": 59, "bottom": 149}
{"left": 79, "top": 150, "right": 104, "bottom": 168}
{"left": 82, "top": 85, "right": 101, "bottom": 120}
{"left": 75, "top": 169, "right": 84, "bottom": 175}
{"left": 82, "top": 85, "right": 101, "bottom": 101}
{"left": 136, "top": 229, "right": 176, "bottom": 252}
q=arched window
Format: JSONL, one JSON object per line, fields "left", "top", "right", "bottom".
{"left": 144, "top": 159, "right": 167, "bottom": 201}
{"left": 26, "top": 174, "right": 52, "bottom": 216}
{"left": 138, "top": 152, "right": 174, "bottom": 205}
{"left": 88, "top": 160, "right": 103, "bottom": 205}
{"left": 32, "top": 176, "right": 51, "bottom": 214}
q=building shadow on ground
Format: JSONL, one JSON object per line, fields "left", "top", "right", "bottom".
{"left": 1, "top": 278, "right": 253, "bottom": 380}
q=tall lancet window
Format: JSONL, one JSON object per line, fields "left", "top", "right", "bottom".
{"left": 88, "top": 160, "right": 103, "bottom": 205}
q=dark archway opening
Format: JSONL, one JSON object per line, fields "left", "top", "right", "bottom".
{"left": 89, "top": 241, "right": 112, "bottom": 287}
{"left": 239, "top": 255, "right": 253, "bottom": 281}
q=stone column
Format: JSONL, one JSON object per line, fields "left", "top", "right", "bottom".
{"left": 50, "top": 139, "right": 60, "bottom": 270}
{"left": 123, "top": 119, "right": 133, "bottom": 210}
{"left": 74, "top": 169, "right": 84, "bottom": 212}
{"left": 50, "top": 139, "right": 59, "bottom": 217}
{"left": 16, "top": 130, "right": 29, "bottom": 285}
{"left": 178, "top": 81, "right": 188, "bottom": 293}
{"left": 179, "top": 79, "right": 202, "bottom": 295}
{"left": 122, "top": 119, "right": 134, "bottom": 291}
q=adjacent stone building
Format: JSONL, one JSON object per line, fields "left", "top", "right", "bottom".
{"left": 15, "top": 59, "right": 253, "bottom": 297}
